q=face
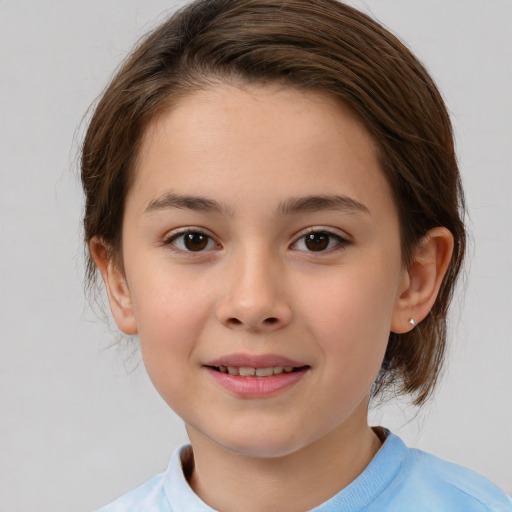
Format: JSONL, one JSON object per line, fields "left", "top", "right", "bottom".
{"left": 113, "top": 84, "right": 410, "bottom": 458}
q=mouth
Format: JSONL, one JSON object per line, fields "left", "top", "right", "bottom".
{"left": 203, "top": 354, "right": 310, "bottom": 397}
{"left": 208, "top": 365, "right": 309, "bottom": 377}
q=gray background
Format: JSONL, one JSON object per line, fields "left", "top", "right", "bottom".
{"left": 0, "top": 1, "right": 511, "bottom": 510}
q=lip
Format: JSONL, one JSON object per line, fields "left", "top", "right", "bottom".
{"left": 203, "top": 353, "right": 310, "bottom": 399}
{"left": 204, "top": 353, "right": 307, "bottom": 368}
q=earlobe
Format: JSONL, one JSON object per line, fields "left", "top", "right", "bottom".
{"left": 391, "top": 227, "right": 454, "bottom": 333}
{"left": 89, "top": 237, "right": 138, "bottom": 335}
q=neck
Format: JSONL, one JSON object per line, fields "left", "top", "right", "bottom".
{"left": 186, "top": 418, "right": 382, "bottom": 512}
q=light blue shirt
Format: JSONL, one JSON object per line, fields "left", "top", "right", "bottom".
{"left": 97, "top": 432, "right": 512, "bottom": 511}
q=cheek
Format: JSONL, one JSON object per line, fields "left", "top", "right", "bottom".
{"left": 129, "top": 273, "right": 213, "bottom": 388}
{"left": 302, "top": 262, "right": 398, "bottom": 334}
{"left": 132, "top": 264, "right": 212, "bottom": 336}
{"left": 299, "top": 262, "right": 399, "bottom": 383}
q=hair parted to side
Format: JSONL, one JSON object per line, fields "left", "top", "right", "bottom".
{"left": 81, "top": 0, "right": 466, "bottom": 406}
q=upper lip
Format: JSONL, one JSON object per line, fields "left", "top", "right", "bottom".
{"left": 204, "top": 353, "right": 308, "bottom": 368}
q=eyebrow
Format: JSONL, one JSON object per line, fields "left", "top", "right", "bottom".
{"left": 144, "top": 192, "right": 369, "bottom": 216}
{"left": 277, "top": 194, "right": 370, "bottom": 216}
{"left": 144, "top": 193, "right": 230, "bottom": 215}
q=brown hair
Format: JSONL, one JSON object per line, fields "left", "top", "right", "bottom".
{"left": 81, "top": 0, "right": 466, "bottom": 406}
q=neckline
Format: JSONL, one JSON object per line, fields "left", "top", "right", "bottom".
{"left": 164, "top": 430, "right": 407, "bottom": 511}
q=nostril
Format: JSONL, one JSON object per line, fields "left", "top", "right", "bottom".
{"left": 226, "top": 317, "right": 279, "bottom": 327}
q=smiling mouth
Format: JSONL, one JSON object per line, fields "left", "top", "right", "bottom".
{"left": 208, "top": 365, "right": 309, "bottom": 377}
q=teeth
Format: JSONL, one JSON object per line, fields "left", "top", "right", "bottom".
{"left": 217, "top": 366, "right": 295, "bottom": 377}
{"left": 255, "top": 367, "right": 274, "bottom": 377}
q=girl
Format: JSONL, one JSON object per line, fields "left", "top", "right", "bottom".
{"left": 81, "top": 0, "right": 512, "bottom": 510}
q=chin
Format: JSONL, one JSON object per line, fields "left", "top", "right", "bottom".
{"left": 206, "top": 423, "right": 314, "bottom": 459}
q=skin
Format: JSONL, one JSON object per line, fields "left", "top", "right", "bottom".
{"left": 92, "top": 83, "right": 453, "bottom": 511}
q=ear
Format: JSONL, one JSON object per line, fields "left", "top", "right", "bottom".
{"left": 391, "top": 227, "right": 454, "bottom": 333}
{"left": 89, "top": 237, "right": 138, "bottom": 335}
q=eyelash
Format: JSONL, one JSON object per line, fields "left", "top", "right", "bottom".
{"left": 290, "top": 229, "right": 350, "bottom": 253}
{"left": 163, "top": 229, "right": 219, "bottom": 253}
{"left": 163, "top": 228, "right": 350, "bottom": 254}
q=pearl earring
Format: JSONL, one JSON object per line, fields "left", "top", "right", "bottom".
{"left": 408, "top": 318, "right": 416, "bottom": 326}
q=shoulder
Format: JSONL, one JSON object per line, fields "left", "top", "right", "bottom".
{"left": 413, "top": 448, "right": 511, "bottom": 510}
{"left": 96, "top": 472, "right": 170, "bottom": 512}
{"left": 95, "top": 445, "right": 213, "bottom": 512}
{"left": 380, "top": 435, "right": 512, "bottom": 512}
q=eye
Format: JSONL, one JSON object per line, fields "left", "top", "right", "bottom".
{"left": 292, "top": 230, "right": 348, "bottom": 252}
{"left": 165, "top": 230, "right": 217, "bottom": 252}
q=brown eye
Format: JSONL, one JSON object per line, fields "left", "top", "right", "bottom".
{"left": 304, "top": 232, "right": 330, "bottom": 251}
{"left": 184, "top": 232, "right": 209, "bottom": 251}
{"left": 166, "top": 231, "right": 216, "bottom": 252}
{"left": 291, "top": 230, "right": 348, "bottom": 253}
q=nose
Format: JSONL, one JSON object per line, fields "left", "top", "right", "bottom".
{"left": 216, "top": 247, "right": 293, "bottom": 332}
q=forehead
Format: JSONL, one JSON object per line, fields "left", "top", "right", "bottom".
{"left": 130, "top": 83, "right": 394, "bottom": 218}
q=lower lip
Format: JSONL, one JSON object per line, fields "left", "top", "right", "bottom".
{"left": 205, "top": 367, "right": 309, "bottom": 398}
